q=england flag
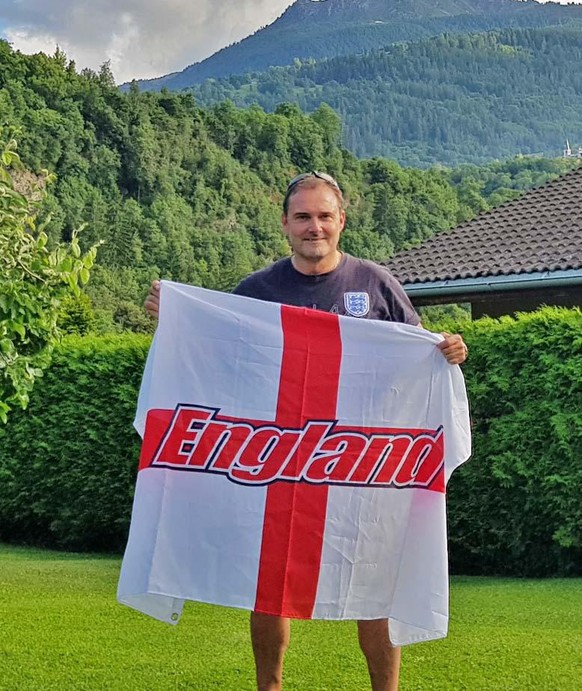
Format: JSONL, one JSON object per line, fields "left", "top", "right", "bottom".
{"left": 117, "top": 281, "right": 471, "bottom": 646}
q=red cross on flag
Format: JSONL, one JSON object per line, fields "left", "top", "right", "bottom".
{"left": 118, "top": 281, "right": 471, "bottom": 646}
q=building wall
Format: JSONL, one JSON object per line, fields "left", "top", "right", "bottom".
{"left": 410, "top": 285, "right": 582, "bottom": 319}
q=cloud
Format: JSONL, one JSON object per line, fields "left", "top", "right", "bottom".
{"left": 0, "top": 0, "right": 294, "bottom": 83}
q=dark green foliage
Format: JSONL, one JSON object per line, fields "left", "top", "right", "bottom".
{"left": 57, "top": 292, "right": 95, "bottom": 335}
{"left": 446, "top": 155, "right": 582, "bottom": 221}
{"left": 447, "top": 307, "right": 582, "bottom": 576}
{"left": 0, "top": 309, "right": 580, "bottom": 577}
{"left": 0, "top": 39, "right": 469, "bottom": 330}
{"left": 189, "top": 26, "right": 582, "bottom": 167}
{"left": 0, "top": 42, "right": 289, "bottom": 330}
{"left": 417, "top": 303, "right": 471, "bottom": 327}
{"left": 0, "top": 334, "right": 149, "bottom": 550}
{"left": 0, "top": 39, "right": 578, "bottom": 332}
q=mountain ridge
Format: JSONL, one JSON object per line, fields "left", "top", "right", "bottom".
{"left": 129, "top": 0, "right": 582, "bottom": 91}
{"left": 188, "top": 25, "right": 582, "bottom": 167}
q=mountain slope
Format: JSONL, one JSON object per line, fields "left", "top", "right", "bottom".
{"left": 190, "top": 26, "right": 582, "bottom": 167}
{"left": 132, "top": 0, "right": 582, "bottom": 90}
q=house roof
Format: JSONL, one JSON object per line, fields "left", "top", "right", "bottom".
{"left": 384, "top": 166, "right": 582, "bottom": 286}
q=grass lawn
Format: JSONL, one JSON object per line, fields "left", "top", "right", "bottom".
{"left": 0, "top": 544, "right": 580, "bottom": 690}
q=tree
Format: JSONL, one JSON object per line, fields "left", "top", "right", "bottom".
{"left": 0, "top": 133, "right": 98, "bottom": 422}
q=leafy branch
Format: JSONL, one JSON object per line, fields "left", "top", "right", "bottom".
{"left": 0, "top": 130, "right": 100, "bottom": 422}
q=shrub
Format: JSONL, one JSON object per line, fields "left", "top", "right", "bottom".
{"left": 447, "top": 307, "right": 582, "bottom": 576}
{"left": 0, "top": 307, "right": 579, "bottom": 575}
{"left": 0, "top": 334, "right": 149, "bottom": 551}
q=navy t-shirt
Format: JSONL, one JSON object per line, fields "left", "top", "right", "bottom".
{"left": 234, "top": 253, "right": 420, "bottom": 326}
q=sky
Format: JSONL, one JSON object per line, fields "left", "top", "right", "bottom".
{"left": 0, "top": 0, "right": 579, "bottom": 85}
{"left": 0, "top": 0, "right": 295, "bottom": 83}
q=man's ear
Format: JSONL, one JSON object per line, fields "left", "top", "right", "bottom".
{"left": 339, "top": 209, "right": 346, "bottom": 232}
{"left": 281, "top": 213, "right": 289, "bottom": 235}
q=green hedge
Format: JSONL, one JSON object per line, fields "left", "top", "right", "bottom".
{"left": 447, "top": 307, "right": 581, "bottom": 576}
{"left": 0, "top": 334, "right": 148, "bottom": 552}
{"left": 0, "top": 308, "right": 580, "bottom": 575}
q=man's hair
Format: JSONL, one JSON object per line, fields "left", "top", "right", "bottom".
{"left": 282, "top": 171, "right": 344, "bottom": 215}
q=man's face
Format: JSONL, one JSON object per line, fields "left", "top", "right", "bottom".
{"left": 282, "top": 184, "right": 346, "bottom": 264}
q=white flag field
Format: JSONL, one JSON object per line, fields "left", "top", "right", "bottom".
{"left": 118, "top": 281, "right": 471, "bottom": 646}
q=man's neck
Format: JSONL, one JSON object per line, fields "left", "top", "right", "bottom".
{"left": 291, "top": 251, "right": 342, "bottom": 276}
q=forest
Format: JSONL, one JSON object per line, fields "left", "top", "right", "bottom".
{"left": 0, "top": 39, "right": 578, "bottom": 333}
{"left": 190, "top": 27, "right": 582, "bottom": 166}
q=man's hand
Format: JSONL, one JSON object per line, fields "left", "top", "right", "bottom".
{"left": 437, "top": 332, "right": 468, "bottom": 365}
{"left": 144, "top": 280, "right": 161, "bottom": 320}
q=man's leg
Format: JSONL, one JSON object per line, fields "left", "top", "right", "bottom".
{"left": 250, "top": 612, "right": 291, "bottom": 691}
{"left": 357, "top": 619, "right": 401, "bottom": 691}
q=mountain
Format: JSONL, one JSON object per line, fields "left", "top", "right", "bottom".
{"left": 2, "top": 39, "right": 578, "bottom": 333}
{"left": 131, "top": 0, "right": 582, "bottom": 91}
{"left": 189, "top": 26, "right": 582, "bottom": 167}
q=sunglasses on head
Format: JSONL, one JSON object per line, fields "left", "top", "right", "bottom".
{"left": 286, "top": 171, "right": 341, "bottom": 193}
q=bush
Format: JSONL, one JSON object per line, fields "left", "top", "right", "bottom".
{"left": 0, "top": 334, "right": 149, "bottom": 551}
{"left": 447, "top": 307, "right": 582, "bottom": 576}
{"left": 0, "top": 307, "right": 580, "bottom": 575}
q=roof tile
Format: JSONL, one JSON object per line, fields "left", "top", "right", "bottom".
{"left": 384, "top": 166, "right": 582, "bottom": 284}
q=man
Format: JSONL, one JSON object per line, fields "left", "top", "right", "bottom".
{"left": 144, "top": 171, "right": 467, "bottom": 691}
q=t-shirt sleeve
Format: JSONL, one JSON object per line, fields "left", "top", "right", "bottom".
{"left": 384, "top": 275, "right": 421, "bottom": 326}
{"left": 232, "top": 276, "right": 256, "bottom": 298}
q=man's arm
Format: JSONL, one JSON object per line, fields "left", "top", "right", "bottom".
{"left": 381, "top": 272, "right": 468, "bottom": 365}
